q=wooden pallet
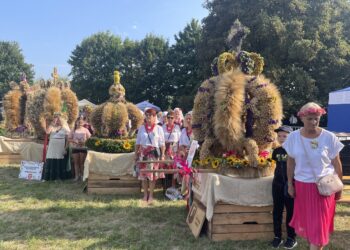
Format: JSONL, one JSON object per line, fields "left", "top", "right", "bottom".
{"left": 0, "top": 153, "right": 22, "bottom": 165}
{"left": 207, "top": 202, "right": 279, "bottom": 241}
{"left": 343, "top": 176, "right": 350, "bottom": 184}
{"left": 339, "top": 194, "right": 350, "bottom": 204}
{"left": 87, "top": 172, "right": 141, "bottom": 195}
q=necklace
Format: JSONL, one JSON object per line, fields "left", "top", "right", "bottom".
{"left": 310, "top": 139, "right": 318, "bottom": 149}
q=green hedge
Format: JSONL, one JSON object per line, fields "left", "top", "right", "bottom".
{"left": 86, "top": 137, "right": 136, "bottom": 153}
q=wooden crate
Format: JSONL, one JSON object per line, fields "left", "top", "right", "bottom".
{"left": 0, "top": 153, "right": 22, "bottom": 165}
{"left": 207, "top": 203, "right": 277, "bottom": 241}
{"left": 87, "top": 172, "right": 141, "bottom": 195}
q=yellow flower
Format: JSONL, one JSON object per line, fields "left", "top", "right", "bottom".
{"left": 95, "top": 140, "right": 101, "bottom": 146}
{"left": 122, "top": 140, "right": 132, "bottom": 150}
{"left": 258, "top": 157, "right": 267, "bottom": 166}
{"left": 193, "top": 159, "right": 201, "bottom": 166}
{"left": 203, "top": 157, "right": 210, "bottom": 165}
{"left": 227, "top": 156, "right": 235, "bottom": 165}
{"left": 211, "top": 159, "right": 220, "bottom": 169}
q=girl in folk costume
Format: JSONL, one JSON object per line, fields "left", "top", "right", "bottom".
{"left": 135, "top": 107, "right": 165, "bottom": 204}
{"left": 178, "top": 111, "right": 193, "bottom": 199}
{"left": 163, "top": 110, "right": 182, "bottom": 161}
{"left": 174, "top": 107, "right": 184, "bottom": 128}
{"left": 162, "top": 110, "right": 181, "bottom": 187}
{"left": 179, "top": 111, "right": 193, "bottom": 156}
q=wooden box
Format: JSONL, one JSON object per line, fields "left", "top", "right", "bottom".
{"left": 0, "top": 153, "right": 22, "bottom": 165}
{"left": 207, "top": 203, "right": 277, "bottom": 241}
{"left": 87, "top": 172, "right": 141, "bottom": 195}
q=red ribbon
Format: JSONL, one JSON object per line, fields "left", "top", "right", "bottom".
{"left": 42, "top": 133, "right": 48, "bottom": 162}
{"left": 173, "top": 156, "right": 193, "bottom": 177}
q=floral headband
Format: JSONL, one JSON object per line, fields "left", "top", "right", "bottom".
{"left": 297, "top": 107, "right": 326, "bottom": 117}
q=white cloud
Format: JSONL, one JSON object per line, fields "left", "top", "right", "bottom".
{"left": 132, "top": 25, "right": 137, "bottom": 30}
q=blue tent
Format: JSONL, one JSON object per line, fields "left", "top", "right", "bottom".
{"left": 328, "top": 87, "right": 350, "bottom": 132}
{"left": 136, "top": 101, "right": 161, "bottom": 112}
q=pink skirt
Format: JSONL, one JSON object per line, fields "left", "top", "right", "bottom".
{"left": 290, "top": 180, "right": 336, "bottom": 246}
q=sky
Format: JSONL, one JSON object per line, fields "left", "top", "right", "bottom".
{"left": 0, "top": 0, "right": 208, "bottom": 79}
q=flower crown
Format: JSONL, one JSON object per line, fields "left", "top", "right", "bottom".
{"left": 297, "top": 107, "right": 326, "bottom": 117}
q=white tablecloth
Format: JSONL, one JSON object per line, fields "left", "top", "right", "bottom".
{"left": 192, "top": 173, "right": 273, "bottom": 220}
{"left": 0, "top": 136, "right": 43, "bottom": 162}
{"left": 83, "top": 151, "right": 135, "bottom": 181}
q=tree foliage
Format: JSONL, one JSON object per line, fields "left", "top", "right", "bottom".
{"left": 198, "top": 0, "right": 350, "bottom": 115}
{"left": 68, "top": 32, "right": 124, "bottom": 103}
{"left": 0, "top": 41, "right": 34, "bottom": 99}
{"left": 165, "top": 19, "right": 203, "bottom": 111}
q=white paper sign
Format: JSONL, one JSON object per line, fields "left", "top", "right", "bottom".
{"left": 18, "top": 161, "right": 44, "bottom": 181}
{"left": 186, "top": 140, "right": 198, "bottom": 167}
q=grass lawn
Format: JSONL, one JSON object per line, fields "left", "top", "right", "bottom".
{"left": 0, "top": 165, "right": 349, "bottom": 250}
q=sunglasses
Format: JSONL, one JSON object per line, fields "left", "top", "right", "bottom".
{"left": 167, "top": 116, "right": 174, "bottom": 119}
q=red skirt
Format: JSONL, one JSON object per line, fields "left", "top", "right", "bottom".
{"left": 290, "top": 180, "right": 336, "bottom": 246}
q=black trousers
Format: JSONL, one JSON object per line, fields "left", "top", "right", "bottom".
{"left": 272, "top": 180, "right": 296, "bottom": 239}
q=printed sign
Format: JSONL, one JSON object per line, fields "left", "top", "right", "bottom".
{"left": 186, "top": 199, "right": 206, "bottom": 238}
{"left": 186, "top": 140, "right": 198, "bottom": 167}
{"left": 18, "top": 161, "right": 44, "bottom": 181}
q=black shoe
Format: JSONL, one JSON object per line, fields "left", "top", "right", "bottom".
{"left": 284, "top": 237, "right": 297, "bottom": 249}
{"left": 271, "top": 237, "right": 283, "bottom": 248}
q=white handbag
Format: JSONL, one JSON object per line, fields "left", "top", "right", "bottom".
{"left": 300, "top": 133, "right": 343, "bottom": 196}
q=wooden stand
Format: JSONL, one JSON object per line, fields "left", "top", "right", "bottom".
{"left": 192, "top": 192, "right": 281, "bottom": 241}
{"left": 0, "top": 153, "right": 22, "bottom": 165}
{"left": 87, "top": 172, "right": 141, "bottom": 195}
{"left": 207, "top": 203, "right": 276, "bottom": 241}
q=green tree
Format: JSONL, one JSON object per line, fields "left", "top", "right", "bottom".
{"left": 120, "top": 34, "right": 169, "bottom": 107}
{"left": 198, "top": 0, "right": 350, "bottom": 115}
{"left": 69, "top": 33, "right": 169, "bottom": 107}
{"left": 0, "top": 41, "right": 34, "bottom": 98}
{"left": 68, "top": 32, "right": 124, "bottom": 103}
{"left": 166, "top": 19, "right": 203, "bottom": 111}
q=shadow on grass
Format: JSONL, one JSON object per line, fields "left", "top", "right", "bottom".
{"left": 0, "top": 204, "right": 281, "bottom": 250}
{"left": 0, "top": 165, "right": 144, "bottom": 203}
{"left": 1, "top": 165, "right": 349, "bottom": 249}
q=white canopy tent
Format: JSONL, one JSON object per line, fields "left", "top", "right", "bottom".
{"left": 78, "top": 99, "right": 96, "bottom": 108}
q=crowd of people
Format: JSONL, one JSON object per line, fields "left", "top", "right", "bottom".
{"left": 42, "top": 111, "right": 93, "bottom": 182}
{"left": 134, "top": 107, "right": 193, "bottom": 204}
{"left": 39, "top": 101, "right": 344, "bottom": 249}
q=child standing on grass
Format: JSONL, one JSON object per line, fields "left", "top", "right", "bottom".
{"left": 271, "top": 125, "right": 297, "bottom": 249}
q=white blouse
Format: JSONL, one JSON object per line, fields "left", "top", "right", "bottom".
{"left": 136, "top": 124, "right": 165, "bottom": 148}
{"left": 162, "top": 124, "right": 181, "bottom": 143}
{"left": 283, "top": 129, "right": 343, "bottom": 183}
{"left": 179, "top": 128, "right": 193, "bottom": 147}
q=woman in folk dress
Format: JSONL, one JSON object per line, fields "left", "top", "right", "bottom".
{"left": 135, "top": 107, "right": 165, "bottom": 204}
{"left": 42, "top": 113, "right": 71, "bottom": 181}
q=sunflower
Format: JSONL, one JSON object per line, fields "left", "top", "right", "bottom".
{"left": 193, "top": 159, "right": 201, "bottom": 167}
{"left": 95, "top": 140, "right": 101, "bottom": 146}
{"left": 211, "top": 159, "right": 220, "bottom": 169}
{"left": 258, "top": 157, "right": 267, "bottom": 166}
{"left": 202, "top": 157, "right": 210, "bottom": 165}
{"left": 122, "top": 140, "right": 132, "bottom": 150}
{"left": 226, "top": 156, "right": 235, "bottom": 165}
